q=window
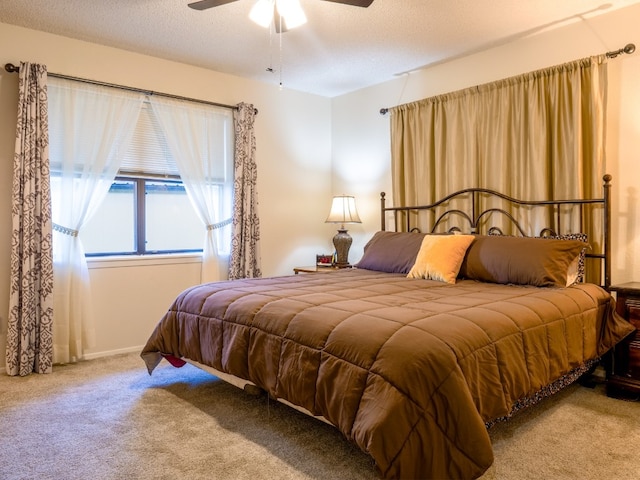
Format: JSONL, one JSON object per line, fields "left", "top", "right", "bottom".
{"left": 77, "top": 177, "right": 204, "bottom": 256}
{"left": 75, "top": 101, "right": 209, "bottom": 256}
{"left": 48, "top": 81, "right": 234, "bottom": 258}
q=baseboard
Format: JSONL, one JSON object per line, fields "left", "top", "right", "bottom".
{"left": 0, "top": 347, "right": 144, "bottom": 374}
{"left": 0, "top": 345, "right": 144, "bottom": 375}
{"left": 83, "top": 345, "right": 144, "bottom": 361}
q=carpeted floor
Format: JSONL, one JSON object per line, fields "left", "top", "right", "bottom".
{"left": 0, "top": 352, "right": 638, "bottom": 480}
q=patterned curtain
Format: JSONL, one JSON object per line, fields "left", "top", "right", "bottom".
{"left": 229, "top": 103, "right": 261, "bottom": 280}
{"left": 6, "top": 62, "right": 54, "bottom": 376}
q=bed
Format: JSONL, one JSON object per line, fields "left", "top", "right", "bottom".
{"left": 141, "top": 175, "right": 633, "bottom": 480}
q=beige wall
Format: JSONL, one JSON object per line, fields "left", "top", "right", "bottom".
{"left": 331, "top": 3, "right": 640, "bottom": 286}
{"left": 0, "top": 22, "right": 334, "bottom": 368}
{"left": 1, "top": 3, "right": 639, "bottom": 369}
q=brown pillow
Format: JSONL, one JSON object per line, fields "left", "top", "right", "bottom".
{"left": 544, "top": 233, "right": 588, "bottom": 284}
{"left": 356, "top": 231, "right": 426, "bottom": 273}
{"left": 459, "top": 235, "right": 587, "bottom": 287}
{"left": 488, "top": 232, "right": 589, "bottom": 284}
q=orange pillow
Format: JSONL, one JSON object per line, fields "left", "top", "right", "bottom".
{"left": 407, "top": 234, "right": 475, "bottom": 284}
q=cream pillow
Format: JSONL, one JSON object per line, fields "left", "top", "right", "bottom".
{"left": 407, "top": 234, "right": 475, "bottom": 284}
{"left": 565, "top": 254, "right": 580, "bottom": 287}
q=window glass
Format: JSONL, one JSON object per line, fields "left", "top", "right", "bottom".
{"left": 80, "top": 179, "right": 135, "bottom": 255}
{"left": 145, "top": 180, "right": 202, "bottom": 252}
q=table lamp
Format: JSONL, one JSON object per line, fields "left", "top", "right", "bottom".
{"left": 325, "top": 195, "right": 361, "bottom": 267}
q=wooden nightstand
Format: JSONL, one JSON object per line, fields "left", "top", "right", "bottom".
{"left": 293, "top": 265, "right": 350, "bottom": 274}
{"left": 607, "top": 282, "right": 640, "bottom": 399}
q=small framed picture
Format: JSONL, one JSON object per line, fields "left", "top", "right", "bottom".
{"left": 316, "top": 254, "right": 334, "bottom": 267}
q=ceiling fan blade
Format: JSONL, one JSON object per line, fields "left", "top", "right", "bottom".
{"left": 321, "top": 0, "right": 374, "bottom": 7}
{"left": 188, "top": 0, "right": 239, "bottom": 11}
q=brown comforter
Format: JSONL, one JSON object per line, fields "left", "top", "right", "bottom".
{"left": 141, "top": 269, "right": 633, "bottom": 480}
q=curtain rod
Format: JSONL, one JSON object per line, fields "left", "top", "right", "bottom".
{"left": 3, "top": 63, "right": 258, "bottom": 115}
{"left": 378, "top": 42, "right": 636, "bottom": 115}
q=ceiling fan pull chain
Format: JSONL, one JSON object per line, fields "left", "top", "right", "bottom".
{"left": 279, "top": 14, "right": 284, "bottom": 90}
{"left": 266, "top": 23, "right": 274, "bottom": 73}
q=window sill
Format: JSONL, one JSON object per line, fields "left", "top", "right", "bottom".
{"left": 86, "top": 253, "right": 203, "bottom": 270}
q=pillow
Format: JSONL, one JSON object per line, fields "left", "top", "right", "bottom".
{"left": 459, "top": 235, "right": 587, "bottom": 288}
{"left": 487, "top": 232, "right": 588, "bottom": 285}
{"left": 356, "top": 231, "right": 426, "bottom": 273}
{"left": 543, "top": 233, "right": 588, "bottom": 284}
{"left": 407, "top": 234, "right": 475, "bottom": 284}
{"left": 565, "top": 255, "right": 580, "bottom": 287}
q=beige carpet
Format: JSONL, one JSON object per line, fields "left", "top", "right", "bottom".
{"left": 0, "top": 352, "right": 638, "bottom": 480}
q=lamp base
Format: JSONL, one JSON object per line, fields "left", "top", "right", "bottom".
{"left": 332, "top": 228, "right": 352, "bottom": 267}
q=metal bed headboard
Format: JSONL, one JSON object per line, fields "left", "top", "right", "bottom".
{"left": 380, "top": 174, "right": 612, "bottom": 288}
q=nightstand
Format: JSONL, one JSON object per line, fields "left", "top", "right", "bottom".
{"left": 293, "top": 265, "right": 350, "bottom": 274}
{"left": 607, "top": 282, "right": 640, "bottom": 398}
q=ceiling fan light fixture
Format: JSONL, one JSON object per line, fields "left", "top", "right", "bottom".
{"left": 249, "top": 0, "right": 275, "bottom": 28}
{"left": 275, "top": 0, "right": 307, "bottom": 29}
{"left": 249, "top": 0, "right": 307, "bottom": 30}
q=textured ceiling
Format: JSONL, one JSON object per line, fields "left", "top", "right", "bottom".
{"left": 1, "top": 0, "right": 639, "bottom": 97}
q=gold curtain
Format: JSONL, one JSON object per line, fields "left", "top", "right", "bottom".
{"left": 389, "top": 56, "right": 608, "bottom": 278}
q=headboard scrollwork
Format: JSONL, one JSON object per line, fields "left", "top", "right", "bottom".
{"left": 380, "top": 175, "right": 612, "bottom": 288}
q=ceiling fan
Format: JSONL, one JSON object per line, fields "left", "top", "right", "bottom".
{"left": 188, "top": 0, "right": 373, "bottom": 85}
{"left": 188, "top": 0, "right": 374, "bottom": 11}
{"left": 189, "top": 0, "right": 374, "bottom": 32}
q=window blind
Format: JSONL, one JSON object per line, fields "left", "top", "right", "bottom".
{"left": 119, "top": 100, "right": 180, "bottom": 178}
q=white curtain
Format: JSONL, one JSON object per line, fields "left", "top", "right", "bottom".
{"left": 48, "top": 78, "right": 144, "bottom": 363}
{"left": 149, "top": 96, "right": 234, "bottom": 283}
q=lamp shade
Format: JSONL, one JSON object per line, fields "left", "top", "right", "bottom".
{"left": 249, "top": 0, "right": 274, "bottom": 27}
{"left": 249, "top": 0, "right": 307, "bottom": 30}
{"left": 275, "top": 0, "right": 307, "bottom": 29}
{"left": 325, "top": 195, "right": 362, "bottom": 225}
